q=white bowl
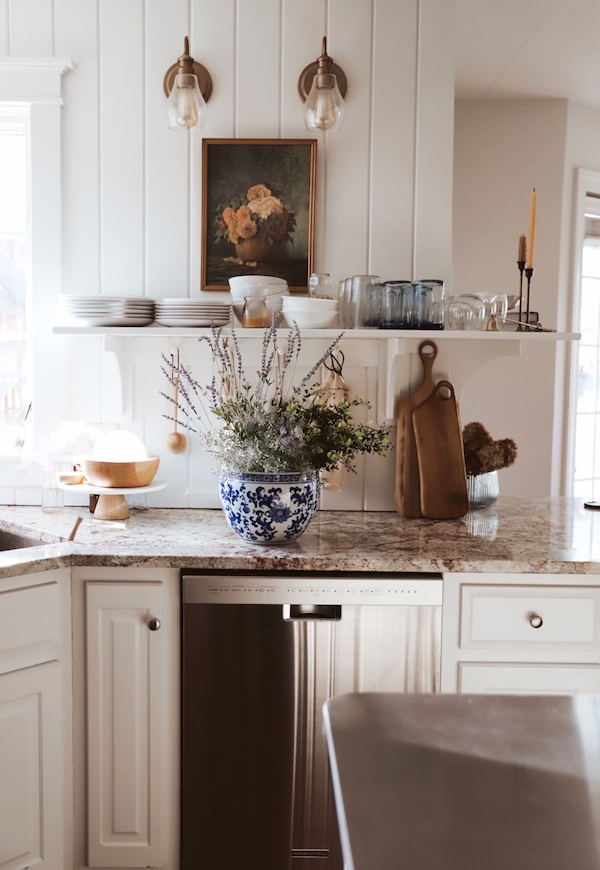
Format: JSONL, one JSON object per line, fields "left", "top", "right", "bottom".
{"left": 228, "top": 275, "right": 287, "bottom": 290}
{"left": 282, "top": 296, "right": 338, "bottom": 310}
{"left": 283, "top": 309, "right": 337, "bottom": 329}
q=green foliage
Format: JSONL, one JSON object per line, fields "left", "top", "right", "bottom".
{"left": 161, "top": 324, "right": 391, "bottom": 476}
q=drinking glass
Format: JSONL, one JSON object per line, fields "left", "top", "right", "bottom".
{"left": 446, "top": 294, "right": 486, "bottom": 330}
{"left": 380, "top": 281, "right": 413, "bottom": 329}
{"left": 42, "top": 465, "right": 64, "bottom": 514}
{"left": 338, "top": 278, "right": 352, "bottom": 328}
{"left": 350, "top": 275, "right": 381, "bottom": 328}
{"left": 412, "top": 279, "right": 445, "bottom": 329}
{"left": 242, "top": 296, "right": 270, "bottom": 328}
{"left": 475, "top": 292, "right": 508, "bottom": 328}
{"left": 308, "top": 273, "right": 334, "bottom": 299}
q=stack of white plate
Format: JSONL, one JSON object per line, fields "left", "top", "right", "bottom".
{"left": 155, "top": 298, "right": 231, "bottom": 328}
{"left": 59, "top": 295, "right": 156, "bottom": 327}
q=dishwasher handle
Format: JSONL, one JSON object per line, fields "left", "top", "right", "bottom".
{"left": 283, "top": 604, "right": 342, "bottom": 621}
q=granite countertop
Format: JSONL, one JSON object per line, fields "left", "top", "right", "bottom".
{"left": 1, "top": 497, "right": 599, "bottom": 580}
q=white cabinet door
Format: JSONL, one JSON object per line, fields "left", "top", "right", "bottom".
{"left": 0, "top": 663, "right": 64, "bottom": 870}
{"left": 86, "top": 582, "right": 166, "bottom": 868}
{"left": 0, "top": 567, "right": 71, "bottom": 870}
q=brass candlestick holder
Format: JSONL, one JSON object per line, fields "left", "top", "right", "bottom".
{"left": 516, "top": 260, "right": 536, "bottom": 331}
{"left": 517, "top": 259, "right": 526, "bottom": 330}
{"left": 525, "top": 266, "right": 534, "bottom": 329}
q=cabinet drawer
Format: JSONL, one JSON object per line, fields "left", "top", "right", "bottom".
{"left": 459, "top": 663, "right": 600, "bottom": 695}
{"left": 0, "top": 577, "right": 62, "bottom": 674}
{"left": 460, "top": 584, "right": 600, "bottom": 651}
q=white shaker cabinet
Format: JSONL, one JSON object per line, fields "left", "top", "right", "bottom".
{"left": 0, "top": 568, "right": 72, "bottom": 870}
{"left": 440, "top": 573, "right": 600, "bottom": 694}
{"left": 71, "top": 567, "right": 180, "bottom": 870}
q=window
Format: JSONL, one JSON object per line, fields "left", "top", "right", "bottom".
{"left": 0, "top": 108, "right": 30, "bottom": 453}
{"left": 572, "top": 195, "right": 600, "bottom": 498}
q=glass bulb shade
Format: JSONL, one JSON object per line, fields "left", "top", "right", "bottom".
{"left": 166, "top": 73, "right": 207, "bottom": 131}
{"left": 304, "top": 72, "right": 344, "bottom": 131}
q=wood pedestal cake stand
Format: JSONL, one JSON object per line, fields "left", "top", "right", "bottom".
{"left": 59, "top": 480, "right": 166, "bottom": 520}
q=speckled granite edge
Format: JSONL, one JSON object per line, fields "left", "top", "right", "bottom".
{"left": 1, "top": 497, "right": 600, "bottom": 581}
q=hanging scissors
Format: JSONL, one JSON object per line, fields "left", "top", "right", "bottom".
{"left": 324, "top": 350, "right": 344, "bottom": 375}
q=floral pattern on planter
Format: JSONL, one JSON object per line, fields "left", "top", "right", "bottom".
{"left": 219, "top": 470, "right": 319, "bottom": 544}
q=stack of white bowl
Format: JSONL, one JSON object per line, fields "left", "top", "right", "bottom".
{"left": 281, "top": 296, "right": 338, "bottom": 329}
{"left": 228, "top": 276, "right": 289, "bottom": 325}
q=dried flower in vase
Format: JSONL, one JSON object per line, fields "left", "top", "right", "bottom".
{"left": 462, "top": 421, "right": 518, "bottom": 476}
{"left": 160, "top": 322, "right": 391, "bottom": 476}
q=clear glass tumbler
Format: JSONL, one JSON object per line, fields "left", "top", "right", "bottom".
{"left": 242, "top": 296, "right": 270, "bottom": 328}
{"left": 42, "top": 465, "right": 64, "bottom": 514}
{"left": 412, "top": 279, "right": 445, "bottom": 329}
{"left": 380, "top": 281, "right": 413, "bottom": 329}
{"left": 308, "top": 273, "right": 333, "bottom": 299}
{"left": 351, "top": 275, "right": 381, "bottom": 328}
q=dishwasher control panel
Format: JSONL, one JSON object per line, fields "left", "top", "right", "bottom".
{"left": 182, "top": 573, "right": 443, "bottom": 606}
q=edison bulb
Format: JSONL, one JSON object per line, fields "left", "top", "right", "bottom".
{"left": 167, "top": 73, "right": 207, "bottom": 131}
{"left": 304, "top": 73, "right": 344, "bottom": 132}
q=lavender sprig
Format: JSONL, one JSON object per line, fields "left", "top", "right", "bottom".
{"left": 159, "top": 325, "right": 391, "bottom": 475}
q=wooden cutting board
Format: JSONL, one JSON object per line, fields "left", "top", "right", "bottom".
{"left": 412, "top": 380, "right": 468, "bottom": 519}
{"left": 394, "top": 340, "right": 438, "bottom": 517}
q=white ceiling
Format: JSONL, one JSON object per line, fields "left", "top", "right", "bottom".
{"left": 455, "top": 0, "right": 600, "bottom": 110}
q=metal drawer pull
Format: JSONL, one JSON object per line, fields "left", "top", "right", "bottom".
{"left": 529, "top": 614, "right": 543, "bottom": 629}
{"left": 283, "top": 604, "right": 342, "bottom": 621}
{"left": 148, "top": 617, "right": 161, "bottom": 631}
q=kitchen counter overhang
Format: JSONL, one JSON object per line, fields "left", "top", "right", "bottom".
{"left": 1, "top": 497, "right": 599, "bottom": 581}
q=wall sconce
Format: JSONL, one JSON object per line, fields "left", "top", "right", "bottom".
{"left": 163, "top": 37, "right": 212, "bottom": 132}
{"left": 297, "top": 37, "right": 347, "bottom": 132}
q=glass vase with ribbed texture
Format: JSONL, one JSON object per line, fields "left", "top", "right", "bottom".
{"left": 467, "top": 471, "right": 499, "bottom": 510}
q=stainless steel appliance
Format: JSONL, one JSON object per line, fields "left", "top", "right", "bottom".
{"left": 181, "top": 571, "right": 443, "bottom": 870}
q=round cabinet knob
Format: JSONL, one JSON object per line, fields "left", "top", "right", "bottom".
{"left": 148, "top": 617, "right": 161, "bottom": 631}
{"left": 529, "top": 614, "right": 543, "bottom": 629}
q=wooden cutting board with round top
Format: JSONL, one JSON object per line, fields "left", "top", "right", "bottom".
{"left": 394, "top": 340, "right": 438, "bottom": 517}
{"left": 412, "top": 380, "right": 469, "bottom": 519}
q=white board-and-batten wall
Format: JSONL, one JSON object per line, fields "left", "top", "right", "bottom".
{"left": 2, "top": 0, "right": 464, "bottom": 510}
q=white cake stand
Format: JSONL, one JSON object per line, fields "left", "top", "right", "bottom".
{"left": 58, "top": 480, "right": 167, "bottom": 520}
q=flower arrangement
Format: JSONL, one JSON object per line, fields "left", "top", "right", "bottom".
{"left": 462, "top": 421, "right": 518, "bottom": 476}
{"left": 214, "top": 183, "right": 296, "bottom": 258}
{"left": 161, "top": 323, "right": 391, "bottom": 476}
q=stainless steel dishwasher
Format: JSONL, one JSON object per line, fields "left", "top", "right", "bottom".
{"left": 181, "top": 570, "right": 443, "bottom": 870}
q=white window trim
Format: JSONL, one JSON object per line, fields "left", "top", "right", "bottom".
{"left": 0, "top": 58, "right": 73, "bottom": 496}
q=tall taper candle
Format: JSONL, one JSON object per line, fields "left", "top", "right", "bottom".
{"left": 518, "top": 233, "right": 526, "bottom": 263}
{"left": 526, "top": 189, "right": 536, "bottom": 268}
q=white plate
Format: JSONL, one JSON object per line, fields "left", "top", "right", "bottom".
{"left": 62, "top": 304, "right": 155, "bottom": 313}
{"left": 155, "top": 304, "right": 228, "bottom": 311}
{"left": 159, "top": 297, "right": 230, "bottom": 304}
{"left": 62, "top": 298, "right": 154, "bottom": 305}
{"left": 155, "top": 317, "right": 230, "bottom": 327}
{"left": 155, "top": 310, "right": 230, "bottom": 316}
{"left": 64, "top": 315, "right": 155, "bottom": 327}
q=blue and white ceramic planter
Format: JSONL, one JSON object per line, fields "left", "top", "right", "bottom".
{"left": 219, "top": 470, "right": 319, "bottom": 544}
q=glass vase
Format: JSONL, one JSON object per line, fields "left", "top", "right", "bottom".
{"left": 467, "top": 471, "right": 499, "bottom": 510}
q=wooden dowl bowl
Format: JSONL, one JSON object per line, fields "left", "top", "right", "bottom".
{"left": 81, "top": 455, "right": 160, "bottom": 488}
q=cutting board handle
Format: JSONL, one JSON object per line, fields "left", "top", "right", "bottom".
{"left": 418, "top": 340, "right": 438, "bottom": 381}
{"left": 431, "top": 380, "right": 455, "bottom": 401}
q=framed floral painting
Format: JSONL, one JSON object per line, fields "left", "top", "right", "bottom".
{"left": 201, "top": 138, "right": 317, "bottom": 292}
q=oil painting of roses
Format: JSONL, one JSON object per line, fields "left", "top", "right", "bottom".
{"left": 201, "top": 139, "right": 316, "bottom": 292}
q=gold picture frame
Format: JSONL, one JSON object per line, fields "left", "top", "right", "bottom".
{"left": 201, "top": 138, "right": 317, "bottom": 292}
